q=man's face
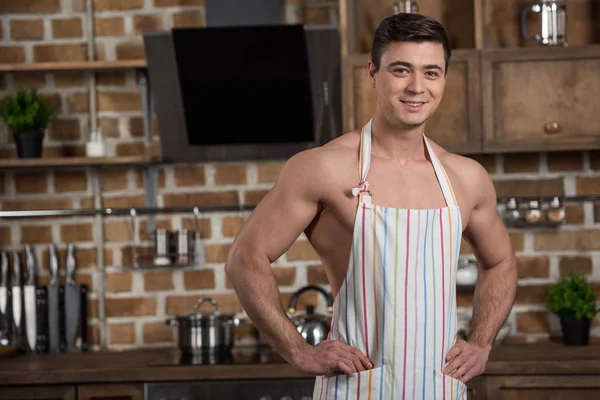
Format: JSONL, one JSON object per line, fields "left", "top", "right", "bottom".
{"left": 369, "top": 41, "right": 447, "bottom": 129}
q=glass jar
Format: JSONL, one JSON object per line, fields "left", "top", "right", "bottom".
{"left": 547, "top": 196, "right": 566, "bottom": 223}
{"left": 503, "top": 198, "right": 521, "bottom": 223}
{"left": 524, "top": 200, "right": 542, "bottom": 223}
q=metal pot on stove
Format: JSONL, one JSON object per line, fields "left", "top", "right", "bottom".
{"left": 287, "top": 285, "right": 334, "bottom": 346}
{"left": 166, "top": 297, "right": 242, "bottom": 353}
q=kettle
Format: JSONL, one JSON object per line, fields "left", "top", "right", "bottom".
{"left": 288, "top": 285, "right": 334, "bottom": 346}
{"left": 521, "top": 0, "right": 567, "bottom": 46}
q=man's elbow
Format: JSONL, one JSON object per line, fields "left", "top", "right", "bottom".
{"left": 224, "top": 241, "right": 264, "bottom": 278}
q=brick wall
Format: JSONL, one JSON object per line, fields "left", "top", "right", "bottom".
{"left": 0, "top": 0, "right": 599, "bottom": 352}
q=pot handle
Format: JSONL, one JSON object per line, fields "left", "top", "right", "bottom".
{"left": 194, "top": 297, "right": 220, "bottom": 314}
{"left": 288, "top": 285, "right": 333, "bottom": 314}
{"left": 165, "top": 318, "right": 178, "bottom": 327}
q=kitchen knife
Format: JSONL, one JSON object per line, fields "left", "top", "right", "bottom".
{"left": 47, "top": 243, "right": 60, "bottom": 353}
{"left": 24, "top": 244, "right": 37, "bottom": 352}
{"left": 12, "top": 250, "right": 22, "bottom": 348}
{"left": 0, "top": 251, "right": 8, "bottom": 334}
{"left": 65, "top": 243, "right": 80, "bottom": 351}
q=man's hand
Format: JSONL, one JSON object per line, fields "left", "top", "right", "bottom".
{"left": 442, "top": 339, "right": 490, "bottom": 383}
{"left": 292, "top": 340, "right": 374, "bottom": 378}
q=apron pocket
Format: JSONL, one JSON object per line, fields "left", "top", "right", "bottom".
{"left": 436, "top": 369, "right": 468, "bottom": 399}
{"left": 319, "top": 366, "right": 384, "bottom": 399}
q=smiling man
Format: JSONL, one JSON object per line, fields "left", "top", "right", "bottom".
{"left": 225, "top": 13, "right": 517, "bottom": 399}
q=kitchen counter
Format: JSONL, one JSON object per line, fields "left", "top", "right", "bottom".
{"left": 1, "top": 342, "right": 600, "bottom": 386}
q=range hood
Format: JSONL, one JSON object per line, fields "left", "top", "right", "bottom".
{"left": 142, "top": 2, "right": 342, "bottom": 163}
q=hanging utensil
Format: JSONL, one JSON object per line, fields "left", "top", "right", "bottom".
{"left": 24, "top": 245, "right": 37, "bottom": 352}
{"left": 0, "top": 251, "right": 8, "bottom": 336}
{"left": 11, "top": 251, "right": 22, "bottom": 349}
{"left": 65, "top": 243, "right": 80, "bottom": 351}
{"left": 47, "top": 243, "right": 60, "bottom": 353}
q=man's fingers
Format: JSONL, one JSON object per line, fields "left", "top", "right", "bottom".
{"left": 336, "top": 360, "right": 356, "bottom": 377}
{"left": 445, "top": 342, "right": 463, "bottom": 362}
{"left": 443, "top": 354, "right": 464, "bottom": 375}
{"left": 337, "top": 342, "right": 373, "bottom": 370}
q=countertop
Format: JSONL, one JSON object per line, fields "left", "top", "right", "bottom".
{"left": 1, "top": 343, "right": 600, "bottom": 386}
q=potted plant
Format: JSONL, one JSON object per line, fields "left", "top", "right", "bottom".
{"left": 545, "top": 274, "right": 599, "bottom": 346}
{"left": 0, "top": 88, "right": 55, "bottom": 159}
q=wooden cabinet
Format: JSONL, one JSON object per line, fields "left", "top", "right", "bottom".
{"left": 481, "top": 45, "right": 600, "bottom": 153}
{"left": 77, "top": 384, "right": 144, "bottom": 400}
{"left": 0, "top": 385, "right": 76, "bottom": 400}
{"left": 342, "top": 50, "right": 482, "bottom": 154}
{"left": 484, "top": 375, "right": 600, "bottom": 399}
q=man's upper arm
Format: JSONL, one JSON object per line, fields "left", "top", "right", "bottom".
{"left": 229, "top": 149, "right": 328, "bottom": 264}
{"left": 462, "top": 162, "right": 515, "bottom": 270}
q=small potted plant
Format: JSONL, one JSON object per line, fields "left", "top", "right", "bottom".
{"left": 545, "top": 274, "right": 599, "bottom": 346}
{"left": 0, "top": 88, "right": 55, "bottom": 159}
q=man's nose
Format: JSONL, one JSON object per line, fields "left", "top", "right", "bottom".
{"left": 406, "top": 74, "right": 425, "bottom": 94}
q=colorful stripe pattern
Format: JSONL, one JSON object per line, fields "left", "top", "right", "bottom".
{"left": 312, "top": 119, "right": 467, "bottom": 400}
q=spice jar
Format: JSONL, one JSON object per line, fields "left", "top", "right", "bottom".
{"left": 547, "top": 196, "right": 566, "bottom": 223}
{"left": 524, "top": 200, "right": 542, "bottom": 223}
{"left": 503, "top": 198, "right": 521, "bottom": 223}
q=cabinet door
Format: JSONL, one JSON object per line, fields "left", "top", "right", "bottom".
{"left": 146, "top": 379, "right": 315, "bottom": 400}
{"left": 342, "top": 50, "right": 482, "bottom": 154}
{"left": 481, "top": 45, "right": 600, "bottom": 153}
{"left": 77, "top": 384, "right": 144, "bottom": 400}
{"left": 0, "top": 385, "right": 76, "bottom": 400}
{"left": 485, "top": 375, "right": 600, "bottom": 400}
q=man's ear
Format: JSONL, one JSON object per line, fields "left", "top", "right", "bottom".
{"left": 367, "top": 60, "right": 377, "bottom": 88}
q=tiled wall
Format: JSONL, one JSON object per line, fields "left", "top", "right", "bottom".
{"left": 0, "top": 0, "right": 599, "bottom": 351}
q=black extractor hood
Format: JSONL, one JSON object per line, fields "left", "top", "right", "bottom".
{"left": 142, "top": 0, "right": 342, "bottom": 163}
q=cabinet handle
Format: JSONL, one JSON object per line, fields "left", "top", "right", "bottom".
{"left": 544, "top": 121, "right": 561, "bottom": 134}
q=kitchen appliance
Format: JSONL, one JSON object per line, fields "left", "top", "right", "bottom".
{"left": 64, "top": 243, "right": 80, "bottom": 351}
{"left": 521, "top": 0, "right": 567, "bottom": 46}
{"left": 288, "top": 285, "right": 333, "bottom": 346}
{"left": 143, "top": 24, "right": 341, "bottom": 163}
{"left": 393, "top": 1, "right": 418, "bottom": 14}
{"left": 0, "top": 252, "right": 9, "bottom": 341}
{"left": 174, "top": 229, "right": 195, "bottom": 264}
{"left": 24, "top": 245, "right": 37, "bottom": 352}
{"left": 166, "top": 297, "right": 243, "bottom": 354}
{"left": 152, "top": 229, "right": 173, "bottom": 265}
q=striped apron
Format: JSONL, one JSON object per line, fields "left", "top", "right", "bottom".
{"left": 312, "top": 119, "right": 467, "bottom": 400}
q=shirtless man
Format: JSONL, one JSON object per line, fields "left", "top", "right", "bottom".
{"left": 225, "top": 13, "right": 517, "bottom": 399}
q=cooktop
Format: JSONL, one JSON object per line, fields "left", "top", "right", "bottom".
{"left": 147, "top": 346, "right": 288, "bottom": 366}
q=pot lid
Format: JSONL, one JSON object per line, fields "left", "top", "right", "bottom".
{"left": 183, "top": 297, "right": 233, "bottom": 320}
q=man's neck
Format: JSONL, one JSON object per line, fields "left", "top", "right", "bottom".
{"left": 370, "top": 115, "right": 427, "bottom": 167}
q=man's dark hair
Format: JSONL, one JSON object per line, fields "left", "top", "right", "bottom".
{"left": 371, "top": 13, "right": 451, "bottom": 75}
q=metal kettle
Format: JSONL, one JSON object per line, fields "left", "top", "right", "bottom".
{"left": 288, "top": 285, "right": 333, "bottom": 346}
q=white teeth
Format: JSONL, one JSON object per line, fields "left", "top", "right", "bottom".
{"left": 404, "top": 102, "right": 421, "bottom": 107}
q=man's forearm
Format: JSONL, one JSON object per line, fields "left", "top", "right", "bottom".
{"left": 467, "top": 256, "right": 517, "bottom": 351}
{"left": 225, "top": 253, "right": 310, "bottom": 364}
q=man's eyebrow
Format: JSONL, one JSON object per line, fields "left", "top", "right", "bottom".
{"left": 387, "top": 61, "right": 444, "bottom": 72}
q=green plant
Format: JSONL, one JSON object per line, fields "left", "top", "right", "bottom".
{"left": 545, "top": 274, "right": 599, "bottom": 319}
{"left": 0, "top": 89, "right": 55, "bottom": 133}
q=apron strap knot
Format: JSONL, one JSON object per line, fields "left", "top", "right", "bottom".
{"left": 352, "top": 181, "right": 370, "bottom": 197}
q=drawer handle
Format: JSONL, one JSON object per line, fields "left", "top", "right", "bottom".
{"left": 544, "top": 121, "right": 561, "bottom": 134}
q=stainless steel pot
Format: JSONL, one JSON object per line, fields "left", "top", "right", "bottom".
{"left": 166, "top": 297, "right": 241, "bottom": 354}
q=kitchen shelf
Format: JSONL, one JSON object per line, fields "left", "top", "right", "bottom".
{"left": 504, "top": 220, "right": 567, "bottom": 229}
{"left": 120, "top": 262, "right": 199, "bottom": 272}
{"left": 0, "top": 60, "right": 147, "bottom": 73}
{"left": 0, "top": 155, "right": 160, "bottom": 170}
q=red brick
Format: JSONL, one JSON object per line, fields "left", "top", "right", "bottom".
{"left": 60, "top": 223, "right": 93, "bottom": 242}
{"left": 3, "top": 198, "right": 72, "bottom": 211}
{"left": 95, "top": 0, "right": 143, "bottom": 11}
{"left": 172, "top": 10, "right": 204, "bottom": 28}
{"left": 54, "top": 72, "right": 86, "bottom": 87}
{"left": 534, "top": 230, "right": 600, "bottom": 251}
{"left": 99, "top": 117, "right": 120, "bottom": 138}
{"left": 516, "top": 311, "right": 550, "bottom": 333}
{"left": 205, "top": 244, "right": 231, "bottom": 263}
{"left": 183, "top": 269, "right": 215, "bottom": 290}
{"left": 105, "top": 297, "right": 157, "bottom": 317}
{"left": 66, "top": 92, "right": 89, "bottom": 113}
{"left": 53, "top": 170, "right": 88, "bottom": 192}
{"left": 559, "top": 256, "right": 593, "bottom": 277}
{"left": 13, "top": 72, "right": 46, "bottom": 89}
{"left": 10, "top": 19, "right": 44, "bottom": 40}
{"left": 52, "top": 18, "right": 83, "bottom": 39}
{"left": 133, "top": 14, "right": 163, "bottom": 34}
{"left": 143, "top": 322, "right": 173, "bottom": 343}
{"left": 547, "top": 151, "right": 583, "bottom": 172}
{"left": 95, "top": 17, "right": 125, "bottom": 37}
{"left": 154, "top": 0, "right": 205, "bottom": 7}
{"left": 101, "top": 170, "right": 129, "bottom": 192}
{"left": 257, "top": 162, "right": 284, "bottom": 183}
{"left": 144, "top": 271, "right": 174, "bottom": 291}
{"left": 244, "top": 189, "right": 269, "bottom": 206}
{"left": 0, "top": 0, "right": 61, "bottom": 13}
{"left": 180, "top": 218, "right": 211, "bottom": 239}
{"left": 109, "top": 323, "right": 135, "bottom": 345}
{"left": 116, "top": 42, "right": 145, "bottom": 60}
{"left": 517, "top": 256, "right": 549, "bottom": 278}
{"left": 221, "top": 217, "right": 245, "bottom": 237}
{"left": 503, "top": 153, "right": 540, "bottom": 173}
{"left": 0, "top": 46, "right": 26, "bottom": 63}
{"left": 174, "top": 165, "right": 206, "bottom": 187}
{"left": 14, "top": 171, "right": 48, "bottom": 194}
{"left": 20, "top": 225, "right": 52, "bottom": 243}
{"left": 163, "top": 192, "right": 239, "bottom": 208}
{"left": 214, "top": 164, "right": 247, "bottom": 185}
{"left": 48, "top": 118, "right": 81, "bottom": 141}
{"left": 33, "top": 44, "right": 87, "bottom": 62}
{"left": 577, "top": 177, "right": 600, "bottom": 196}
{"left": 307, "top": 265, "right": 328, "bottom": 285}
{"left": 98, "top": 92, "right": 141, "bottom": 111}
{"left": 286, "top": 241, "right": 319, "bottom": 261}
{"left": 493, "top": 178, "right": 564, "bottom": 198}
{"left": 97, "top": 71, "right": 127, "bottom": 86}
{"left": 106, "top": 273, "right": 132, "bottom": 293}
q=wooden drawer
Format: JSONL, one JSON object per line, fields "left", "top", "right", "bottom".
{"left": 342, "top": 49, "right": 482, "bottom": 154}
{"left": 481, "top": 45, "right": 600, "bottom": 153}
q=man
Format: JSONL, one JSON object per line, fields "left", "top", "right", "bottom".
{"left": 225, "top": 13, "right": 517, "bottom": 399}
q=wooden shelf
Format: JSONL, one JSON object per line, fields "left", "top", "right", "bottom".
{"left": 0, "top": 60, "right": 147, "bottom": 73}
{"left": 0, "top": 155, "right": 160, "bottom": 169}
